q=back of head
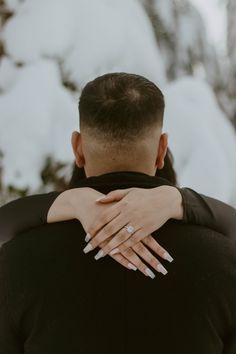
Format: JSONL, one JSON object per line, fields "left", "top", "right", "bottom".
{"left": 79, "top": 72, "right": 165, "bottom": 141}
{"left": 77, "top": 73, "right": 167, "bottom": 176}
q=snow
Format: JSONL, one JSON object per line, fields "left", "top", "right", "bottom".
{"left": 0, "top": 0, "right": 166, "bottom": 191}
{"left": 146, "top": 0, "right": 220, "bottom": 86}
{"left": 164, "top": 77, "right": 236, "bottom": 205}
{"left": 0, "top": 60, "right": 78, "bottom": 189}
{"left": 0, "top": 57, "right": 20, "bottom": 92}
{"left": 3, "top": 0, "right": 166, "bottom": 87}
{"left": 152, "top": 0, "right": 175, "bottom": 33}
{"left": 0, "top": 0, "right": 236, "bottom": 207}
{"left": 189, "top": 0, "right": 227, "bottom": 53}
{"left": 4, "top": 0, "right": 23, "bottom": 12}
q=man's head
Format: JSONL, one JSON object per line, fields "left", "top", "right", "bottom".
{"left": 72, "top": 72, "right": 168, "bottom": 177}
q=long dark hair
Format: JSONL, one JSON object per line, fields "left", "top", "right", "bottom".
{"left": 68, "top": 147, "right": 177, "bottom": 188}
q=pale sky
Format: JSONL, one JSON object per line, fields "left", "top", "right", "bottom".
{"left": 190, "top": 0, "right": 227, "bottom": 53}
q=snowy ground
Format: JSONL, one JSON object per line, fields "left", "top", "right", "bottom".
{"left": 0, "top": 0, "right": 236, "bottom": 206}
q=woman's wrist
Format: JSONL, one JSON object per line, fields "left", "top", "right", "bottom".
{"left": 47, "top": 187, "right": 105, "bottom": 224}
{"left": 47, "top": 188, "right": 90, "bottom": 223}
{"left": 170, "top": 187, "right": 184, "bottom": 220}
{"left": 47, "top": 189, "right": 76, "bottom": 223}
{"left": 154, "top": 186, "right": 184, "bottom": 221}
{"left": 66, "top": 187, "right": 93, "bottom": 220}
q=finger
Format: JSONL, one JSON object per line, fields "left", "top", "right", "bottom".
{"left": 132, "top": 242, "right": 168, "bottom": 276}
{"left": 91, "top": 214, "right": 133, "bottom": 253}
{"left": 86, "top": 206, "right": 121, "bottom": 242}
{"left": 95, "top": 189, "right": 132, "bottom": 203}
{"left": 117, "top": 229, "right": 145, "bottom": 253}
{"left": 94, "top": 238, "right": 137, "bottom": 271}
{"left": 109, "top": 253, "right": 137, "bottom": 271}
{"left": 84, "top": 214, "right": 130, "bottom": 255}
{"left": 121, "top": 247, "right": 156, "bottom": 279}
{"left": 142, "top": 235, "right": 174, "bottom": 263}
{"left": 94, "top": 225, "right": 139, "bottom": 259}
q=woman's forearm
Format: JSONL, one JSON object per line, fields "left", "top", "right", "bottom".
{"left": 1, "top": 183, "right": 234, "bottom": 246}
{"left": 178, "top": 187, "right": 236, "bottom": 236}
{"left": 47, "top": 187, "right": 104, "bottom": 224}
{"left": 0, "top": 192, "right": 61, "bottom": 243}
{"left": 155, "top": 186, "right": 236, "bottom": 238}
{"left": 47, "top": 189, "right": 78, "bottom": 223}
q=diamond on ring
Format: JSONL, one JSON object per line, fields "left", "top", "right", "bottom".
{"left": 125, "top": 225, "right": 135, "bottom": 234}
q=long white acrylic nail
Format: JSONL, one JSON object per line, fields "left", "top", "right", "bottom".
{"left": 109, "top": 248, "right": 120, "bottom": 256}
{"left": 94, "top": 250, "right": 104, "bottom": 260}
{"left": 163, "top": 252, "right": 174, "bottom": 263}
{"left": 145, "top": 267, "right": 156, "bottom": 279}
{"left": 95, "top": 196, "right": 106, "bottom": 202}
{"left": 85, "top": 233, "right": 91, "bottom": 242}
{"left": 157, "top": 264, "right": 168, "bottom": 275}
{"left": 128, "top": 263, "right": 137, "bottom": 271}
{"left": 83, "top": 243, "right": 93, "bottom": 254}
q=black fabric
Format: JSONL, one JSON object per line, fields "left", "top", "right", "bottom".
{"left": 0, "top": 172, "right": 236, "bottom": 354}
{"left": 1, "top": 172, "right": 235, "bottom": 244}
{"left": 179, "top": 187, "right": 236, "bottom": 237}
{"left": 0, "top": 192, "right": 61, "bottom": 243}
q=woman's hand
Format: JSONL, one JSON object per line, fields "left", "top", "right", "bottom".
{"left": 99, "top": 237, "right": 162, "bottom": 279}
{"left": 48, "top": 187, "right": 165, "bottom": 278}
{"left": 83, "top": 186, "right": 183, "bottom": 270}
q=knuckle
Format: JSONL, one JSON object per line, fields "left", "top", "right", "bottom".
{"left": 119, "top": 241, "right": 128, "bottom": 251}
{"left": 101, "top": 214, "right": 109, "bottom": 224}
{"left": 116, "top": 232, "right": 127, "bottom": 243}
{"left": 132, "top": 234, "right": 141, "bottom": 244}
{"left": 133, "top": 243, "right": 143, "bottom": 254}
{"left": 123, "top": 247, "right": 133, "bottom": 257}
{"left": 144, "top": 235, "right": 152, "bottom": 244}
{"left": 124, "top": 238, "right": 135, "bottom": 249}
{"left": 150, "top": 257, "right": 158, "bottom": 269}
{"left": 105, "top": 224, "right": 114, "bottom": 235}
{"left": 138, "top": 261, "right": 147, "bottom": 273}
{"left": 155, "top": 244, "right": 164, "bottom": 254}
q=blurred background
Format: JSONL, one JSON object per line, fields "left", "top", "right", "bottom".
{"left": 0, "top": 0, "right": 235, "bottom": 206}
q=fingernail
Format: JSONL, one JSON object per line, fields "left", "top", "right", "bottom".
{"left": 157, "top": 264, "right": 168, "bottom": 275}
{"left": 109, "top": 248, "right": 119, "bottom": 256}
{"left": 83, "top": 243, "right": 93, "bottom": 254}
{"left": 145, "top": 267, "right": 156, "bottom": 279}
{"left": 128, "top": 263, "right": 137, "bottom": 271}
{"left": 85, "top": 233, "right": 91, "bottom": 242}
{"left": 95, "top": 196, "right": 106, "bottom": 202}
{"left": 94, "top": 250, "right": 104, "bottom": 260}
{"left": 163, "top": 252, "right": 174, "bottom": 263}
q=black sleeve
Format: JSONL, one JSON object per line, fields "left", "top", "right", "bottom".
{"left": 178, "top": 187, "right": 236, "bottom": 237}
{"left": 0, "top": 247, "right": 22, "bottom": 353}
{"left": 0, "top": 192, "right": 61, "bottom": 243}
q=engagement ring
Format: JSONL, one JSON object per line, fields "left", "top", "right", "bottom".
{"left": 125, "top": 225, "right": 135, "bottom": 234}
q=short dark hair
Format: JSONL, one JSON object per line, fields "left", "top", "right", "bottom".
{"left": 79, "top": 73, "right": 165, "bottom": 141}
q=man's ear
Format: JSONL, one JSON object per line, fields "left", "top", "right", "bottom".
{"left": 71, "top": 131, "right": 85, "bottom": 168}
{"left": 156, "top": 133, "right": 168, "bottom": 170}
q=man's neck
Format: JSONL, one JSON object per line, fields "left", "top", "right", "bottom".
{"left": 84, "top": 164, "right": 156, "bottom": 177}
{"left": 85, "top": 167, "right": 155, "bottom": 177}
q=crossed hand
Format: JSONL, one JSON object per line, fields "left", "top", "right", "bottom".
{"left": 77, "top": 187, "right": 175, "bottom": 279}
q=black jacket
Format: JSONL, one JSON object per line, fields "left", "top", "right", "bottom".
{"left": 0, "top": 172, "right": 236, "bottom": 354}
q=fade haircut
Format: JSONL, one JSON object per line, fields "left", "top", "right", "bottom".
{"left": 79, "top": 73, "right": 165, "bottom": 142}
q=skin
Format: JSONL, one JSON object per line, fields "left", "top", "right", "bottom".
{"left": 48, "top": 126, "right": 183, "bottom": 279}
{"left": 71, "top": 126, "right": 168, "bottom": 177}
